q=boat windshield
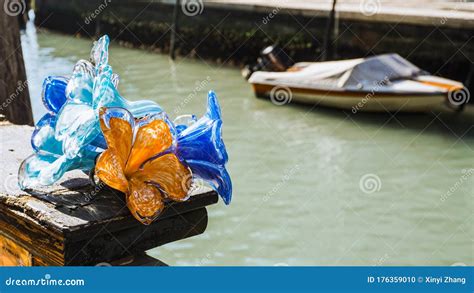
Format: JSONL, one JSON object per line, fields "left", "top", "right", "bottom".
{"left": 342, "top": 54, "right": 424, "bottom": 89}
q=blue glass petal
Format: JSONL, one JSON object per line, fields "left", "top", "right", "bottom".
{"left": 127, "top": 100, "right": 163, "bottom": 118}
{"left": 31, "top": 113, "right": 63, "bottom": 155}
{"left": 73, "top": 147, "right": 100, "bottom": 170}
{"left": 92, "top": 65, "right": 123, "bottom": 109}
{"left": 90, "top": 35, "right": 109, "bottom": 68}
{"left": 111, "top": 73, "right": 120, "bottom": 88}
{"left": 90, "top": 134, "right": 107, "bottom": 150}
{"left": 176, "top": 91, "right": 232, "bottom": 204}
{"left": 18, "top": 152, "right": 72, "bottom": 189}
{"left": 185, "top": 159, "right": 232, "bottom": 204}
{"left": 99, "top": 106, "right": 135, "bottom": 131}
{"left": 92, "top": 65, "right": 163, "bottom": 116}
{"left": 66, "top": 60, "right": 95, "bottom": 105}
{"left": 176, "top": 91, "right": 228, "bottom": 165}
{"left": 55, "top": 102, "right": 100, "bottom": 159}
{"left": 42, "top": 76, "right": 68, "bottom": 113}
{"left": 174, "top": 114, "right": 197, "bottom": 134}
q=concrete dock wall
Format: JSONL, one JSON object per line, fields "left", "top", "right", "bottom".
{"left": 34, "top": 0, "right": 473, "bottom": 97}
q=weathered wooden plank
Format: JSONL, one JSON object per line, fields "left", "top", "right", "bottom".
{"left": 0, "top": 124, "right": 218, "bottom": 230}
{"left": 0, "top": 234, "right": 32, "bottom": 266}
{"left": 0, "top": 208, "right": 65, "bottom": 265}
{"left": 65, "top": 208, "right": 208, "bottom": 266}
{"left": 0, "top": 124, "right": 218, "bottom": 265}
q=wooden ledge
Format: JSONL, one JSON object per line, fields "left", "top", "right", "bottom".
{"left": 0, "top": 124, "right": 218, "bottom": 265}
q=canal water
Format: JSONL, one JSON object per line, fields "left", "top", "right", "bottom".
{"left": 21, "top": 25, "right": 473, "bottom": 266}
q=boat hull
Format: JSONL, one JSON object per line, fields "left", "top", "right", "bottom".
{"left": 251, "top": 83, "right": 449, "bottom": 112}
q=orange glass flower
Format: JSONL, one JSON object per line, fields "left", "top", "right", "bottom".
{"left": 95, "top": 107, "right": 191, "bottom": 225}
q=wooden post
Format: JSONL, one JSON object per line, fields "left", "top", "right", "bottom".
{"left": 170, "top": 0, "right": 180, "bottom": 60}
{"left": 321, "top": 0, "right": 337, "bottom": 61}
{"left": 0, "top": 0, "right": 34, "bottom": 126}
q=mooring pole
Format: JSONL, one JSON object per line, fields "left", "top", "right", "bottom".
{"left": 170, "top": 0, "right": 180, "bottom": 60}
{"left": 0, "top": 1, "right": 34, "bottom": 125}
{"left": 321, "top": 0, "right": 337, "bottom": 61}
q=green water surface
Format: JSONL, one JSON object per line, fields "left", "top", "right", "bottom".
{"left": 22, "top": 28, "right": 473, "bottom": 266}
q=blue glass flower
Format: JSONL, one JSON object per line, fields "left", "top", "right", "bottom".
{"left": 19, "top": 35, "right": 163, "bottom": 188}
{"left": 175, "top": 91, "right": 232, "bottom": 204}
{"left": 18, "top": 35, "right": 232, "bottom": 208}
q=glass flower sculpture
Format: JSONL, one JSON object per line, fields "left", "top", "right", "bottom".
{"left": 18, "top": 35, "right": 232, "bottom": 224}
{"left": 95, "top": 107, "right": 190, "bottom": 224}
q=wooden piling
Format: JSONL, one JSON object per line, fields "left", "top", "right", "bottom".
{"left": 322, "top": 0, "right": 337, "bottom": 61}
{"left": 0, "top": 0, "right": 34, "bottom": 126}
{"left": 170, "top": 0, "right": 180, "bottom": 60}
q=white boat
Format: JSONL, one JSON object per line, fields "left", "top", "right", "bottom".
{"left": 247, "top": 53, "right": 466, "bottom": 112}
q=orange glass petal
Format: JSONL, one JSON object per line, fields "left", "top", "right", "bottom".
{"left": 124, "top": 119, "right": 172, "bottom": 176}
{"left": 127, "top": 176, "right": 164, "bottom": 225}
{"left": 132, "top": 153, "right": 191, "bottom": 202}
{"left": 95, "top": 150, "right": 128, "bottom": 193}
{"left": 95, "top": 109, "right": 191, "bottom": 225}
{"left": 99, "top": 113, "right": 133, "bottom": 170}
